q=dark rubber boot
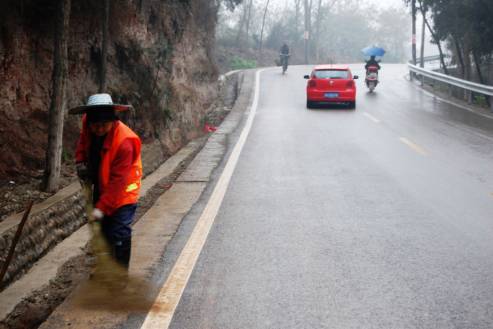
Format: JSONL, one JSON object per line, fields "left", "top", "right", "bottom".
{"left": 114, "top": 238, "right": 131, "bottom": 268}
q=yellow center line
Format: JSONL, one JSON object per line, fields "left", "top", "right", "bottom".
{"left": 140, "top": 69, "right": 265, "bottom": 329}
{"left": 363, "top": 112, "right": 381, "bottom": 123}
{"left": 399, "top": 137, "right": 428, "bottom": 156}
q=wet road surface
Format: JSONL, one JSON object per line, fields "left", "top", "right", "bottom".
{"left": 154, "top": 65, "right": 493, "bottom": 329}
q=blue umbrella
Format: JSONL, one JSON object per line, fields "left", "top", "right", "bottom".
{"left": 362, "top": 46, "right": 386, "bottom": 57}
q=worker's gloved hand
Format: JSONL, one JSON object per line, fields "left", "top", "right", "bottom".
{"left": 76, "top": 162, "right": 89, "bottom": 181}
{"left": 91, "top": 208, "right": 104, "bottom": 221}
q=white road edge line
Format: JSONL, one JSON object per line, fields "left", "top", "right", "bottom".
{"left": 363, "top": 112, "right": 381, "bottom": 123}
{"left": 399, "top": 137, "right": 428, "bottom": 156}
{"left": 140, "top": 69, "right": 265, "bottom": 329}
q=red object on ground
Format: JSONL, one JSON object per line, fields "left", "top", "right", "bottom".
{"left": 305, "top": 64, "right": 358, "bottom": 109}
{"left": 204, "top": 123, "right": 217, "bottom": 133}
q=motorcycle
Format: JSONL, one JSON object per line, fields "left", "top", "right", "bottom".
{"left": 280, "top": 54, "right": 290, "bottom": 74}
{"left": 365, "top": 65, "right": 379, "bottom": 92}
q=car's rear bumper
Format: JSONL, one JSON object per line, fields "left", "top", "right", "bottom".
{"left": 307, "top": 90, "right": 356, "bottom": 103}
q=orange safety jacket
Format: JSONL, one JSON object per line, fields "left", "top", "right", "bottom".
{"left": 75, "top": 117, "right": 142, "bottom": 215}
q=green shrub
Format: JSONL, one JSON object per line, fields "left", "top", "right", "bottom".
{"left": 230, "top": 56, "right": 257, "bottom": 70}
{"left": 474, "top": 94, "right": 488, "bottom": 107}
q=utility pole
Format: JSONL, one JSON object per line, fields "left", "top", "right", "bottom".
{"left": 420, "top": 13, "right": 425, "bottom": 68}
{"left": 411, "top": 0, "right": 417, "bottom": 79}
{"left": 99, "top": 0, "right": 110, "bottom": 92}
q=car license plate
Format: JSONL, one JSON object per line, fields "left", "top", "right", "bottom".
{"left": 324, "top": 92, "right": 339, "bottom": 98}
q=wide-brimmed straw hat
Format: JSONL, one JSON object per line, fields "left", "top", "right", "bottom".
{"left": 68, "top": 93, "right": 133, "bottom": 114}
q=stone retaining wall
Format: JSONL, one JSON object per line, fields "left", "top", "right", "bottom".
{"left": 0, "top": 193, "right": 84, "bottom": 290}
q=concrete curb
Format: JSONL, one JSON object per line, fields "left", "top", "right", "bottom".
{"left": 0, "top": 68, "right": 244, "bottom": 287}
{"left": 37, "top": 69, "right": 257, "bottom": 329}
{"left": 0, "top": 136, "right": 204, "bottom": 321}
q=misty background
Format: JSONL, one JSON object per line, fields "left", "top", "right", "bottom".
{"left": 216, "top": 0, "right": 413, "bottom": 67}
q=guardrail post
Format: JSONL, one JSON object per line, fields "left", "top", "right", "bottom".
{"left": 467, "top": 91, "right": 473, "bottom": 104}
{"left": 490, "top": 97, "right": 493, "bottom": 112}
{"left": 420, "top": 74, "right": 424, "bottom": 86}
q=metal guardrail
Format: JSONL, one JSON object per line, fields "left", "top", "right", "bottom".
{"left": 408, "top": 62, "right": 493, "bottom": 111}
{"left": 421, "top": 54, "right": 448, "bottom": 63}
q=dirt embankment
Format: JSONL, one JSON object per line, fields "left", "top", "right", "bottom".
{"left": 0, "top": 0, "right": 222, "bottom": 219}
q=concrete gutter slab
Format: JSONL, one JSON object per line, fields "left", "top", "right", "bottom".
{"left": 38, "top": 182, "right": 207, "bottom": 329}
{"left": 18, "top": 69, "right": 255, "bottom": 329}
{"left": 0, "top": 137, "right": 202, "bottom": 322}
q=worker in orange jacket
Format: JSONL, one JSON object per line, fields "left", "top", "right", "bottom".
{"left": 70, "top": 94, "right": 142, "bottom": 267}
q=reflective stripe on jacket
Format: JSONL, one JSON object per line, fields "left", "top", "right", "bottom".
{"left": 76, "top": 118, "right": 142, "bottom": 215}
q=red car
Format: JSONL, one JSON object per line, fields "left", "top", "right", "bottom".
{"left": 304, "top": 65, "right": 358, "bottom": 109}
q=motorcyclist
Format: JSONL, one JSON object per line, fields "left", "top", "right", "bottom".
{"left": 365, "top": 55, "right": 381, "bottom": 72}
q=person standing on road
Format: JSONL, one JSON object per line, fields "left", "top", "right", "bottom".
{"left": 70, "top": 93, "right": 142, "bottom": 268}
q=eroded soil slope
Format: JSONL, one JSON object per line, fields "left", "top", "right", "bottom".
{"left": 0, "top": 0, "right": 220, "bottom": 184}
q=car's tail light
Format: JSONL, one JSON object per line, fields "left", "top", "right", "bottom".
{"left": 309, "top": 80, "right": 317, "bottom": 88}
{"left": 346, "top": 80, "right": 354, "bottom": 88}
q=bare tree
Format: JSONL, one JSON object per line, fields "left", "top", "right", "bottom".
{"left": 258, "top": 0, "right": 271, "bottom": 54}
{"left": 99, "top": 0, "right": 110, "bottom": 92}
{"left": 463, "top": 39, "right": 472, "bottom": 81}
{"left": 294, "top": 0, "right": 302, "bottom": 40}
{"left": 235, "top": 3, "right": 247, "bottom": 47}
{"left": 452, "top": 35, "right": 465, "bottom": 78}
{"left": 235, "top": 0, "right": 253, "bottom": 49}
{"left": 44, "top": 0, "right": 71, "bottom": 192}
{"left": 245, "top": 0, "right": 253, "bottom": 40}
{"left": 472, "top": 50, "right": 486, "bottom": 85}
{"left": 417, "top": 1, "right": 448, "bottom": 75}
{"left": 313, "top": 0, "right": 323, "bottom": 63}
{"left": 411, "top": 0, "right": 417, "bottom": 70}
{"left": 313, "top": 0, "right": 337, "bottom": 63}
{"left": 303, "top": 0, "right": 313, "bottom": 64}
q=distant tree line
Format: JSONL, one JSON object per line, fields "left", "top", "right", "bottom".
{"left": 217, "top": 0, "right": 409, "bottom": 64}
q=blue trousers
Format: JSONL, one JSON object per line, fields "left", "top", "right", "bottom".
{"left": 101, "top": 204, "right": 136, "bottom": 266}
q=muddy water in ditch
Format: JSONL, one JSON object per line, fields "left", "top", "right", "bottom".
{"left": 72, "top": 236, "right": 158, "bottom": 313}
{"left": 72, "top": 269, "right": 158, "bottom": 313}
{"left": 73, "top": 201, "right": 158, "bottom": 313}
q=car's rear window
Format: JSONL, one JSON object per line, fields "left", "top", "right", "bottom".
{"left": 313, "top": 70, "right": 350, "bottom": 79}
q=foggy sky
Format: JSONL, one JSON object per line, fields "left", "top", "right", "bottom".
{"left": 270, "top": 0, "right": 406, "bottom": 10}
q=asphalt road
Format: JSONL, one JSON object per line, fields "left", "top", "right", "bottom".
{"left": 165, "top": 64, "right": 493, "bottom": 329}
